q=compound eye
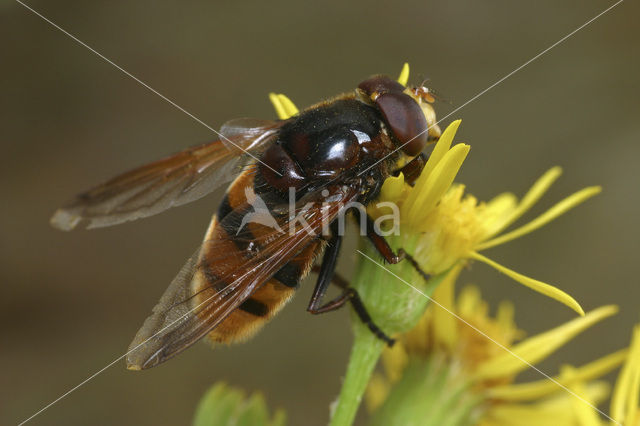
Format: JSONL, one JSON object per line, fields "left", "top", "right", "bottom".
{"left": 357, "top": 75, "right": 405, "bottom": 99}
{"left": 375, "top": 92, "right": 428, "bottom": 156}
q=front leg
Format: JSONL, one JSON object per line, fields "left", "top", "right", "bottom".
{"left": 307, "top": 222, "right": 395, "bottom": 345}
{"left": 360, "top": 214, "right": 431, "bottom": 283}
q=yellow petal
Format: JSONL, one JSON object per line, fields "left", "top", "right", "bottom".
{"left": 562, "top": 365, "right": 606, "bottom": 426}
{"left": 415, "top": 119, "right": 461, "bottom": 184}
{"left": 628, "top": 326, "right": 640, "bottom": 420}
{"left": 365, "top": 373, "right": 390, "bottom": 413}
{"left": 496, "top": 300, "right": 522, "bottom": 340}
{"left": 482, "top": 381, "right": 610, "bottom": 426}
{"left": 572, "top": 392, "right": 605, "bottom": 426}
{"left": 380, "top": 173, "right": 406, "bottom": 201}
{"left": 277, "top": 94, "right": 299, "bottom": 118}
{"left": 481, "top": 404, "right": 573, "bottom": 426}
{"left": 486, "top": 192, "right": 518, "bottom": 212}
{"left": 484, "top": 167, "right": 563, "bottom": 239}
{"left": 381, "top": 342, "right": 409, "bottom": 383}
{"left": 268, "top": 92, "right": 288, "bottom": 120}
{"left": 457, "top": 285, "right": 482, "bottom": 318}
{"left": 479, "top": 192, "right": 519, "bottom": 237}
{"left": 406, "top": 142, "right": 469, "bottom": 223}
{"left": 476, "top": 186, "right": 602, "bottom": 251}
{"left": 474, "top": 305, "right": 618, "bottom": 380}
{"left": 405, "top": 303, "right": 434, "bottom": 354}
{"left": 431, "top": 263, "right": 463, "bottom": 351}
{"left": 488, "top": 349, "right": 627, "bottom": 401}
{"left": 397, "top": 62, "right": 410, "bottom": 86}
{"left": 469, "top": 251, "right": 585, "bottom": 316}
{"left": 482, "top": 381, "right": 609, "bottom": 426}
{"left": 611, "top": 325, "right": 640, "bottom": 423}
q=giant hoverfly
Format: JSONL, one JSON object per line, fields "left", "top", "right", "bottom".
{"left": 51, "top": 72, "right": 442, "bottom": 370}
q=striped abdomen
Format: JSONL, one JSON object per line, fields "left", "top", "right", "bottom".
{"left": 195, "top": 167, "right": 322, "bottom": 344}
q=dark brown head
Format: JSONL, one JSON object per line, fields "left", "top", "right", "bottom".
{"left": 357, "top": 75, "right": 441, "bottom": 157}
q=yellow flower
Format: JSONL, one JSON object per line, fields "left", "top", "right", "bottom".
{"left": 366, "top": 272, "right": 622, "bottom": 426}
{"left": 491, "top": 324, "right": 640, "bottom": 426}
{"left": 559, "top": 324, "right": 640, "bottom": 426}
{"left": 268, "top": 92, "right": 299, "bottom": 120}
{"left": 369, "top": 119, "right": 601, "bottom": 316}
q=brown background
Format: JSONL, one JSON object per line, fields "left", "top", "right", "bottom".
{"left": 2, "top": 0, "right": 639, "bottom": 425}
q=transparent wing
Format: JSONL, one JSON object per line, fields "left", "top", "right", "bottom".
{"left": 50, "top": 118, "right": 281, "bottom": 230}
{"left": 125, "top": 184, "right": 359, "bottom": 370}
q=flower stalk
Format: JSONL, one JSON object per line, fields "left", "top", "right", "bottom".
{"left": 330, "top": 320, "right": 385, "bottom": 426}
{"left": 329, "top": 240, "right": 451, "bottom": 426}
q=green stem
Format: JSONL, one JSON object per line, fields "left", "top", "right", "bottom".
{"left": 329, "top": 239, "right": 450, "bottom": 426}
{"left": 330, "top": 322, "right": 385, "bottom": 426}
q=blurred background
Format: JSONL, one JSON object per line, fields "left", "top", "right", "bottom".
{"left": 2, "top": 0, "right": 639, "bottom": 424}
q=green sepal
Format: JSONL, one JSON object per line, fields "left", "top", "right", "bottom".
{"left": 193, "top": 382, "right": 286, "bottom": 426}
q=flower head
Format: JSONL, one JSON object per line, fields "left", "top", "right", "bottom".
{"left": 487, "top": 323, "right": 640, "bottom": 426}
{"left": 369, "top": 119, "right": 601, "bottom": 316}
{"left": 366, "top": 272, "right": 621, "bottom": 426}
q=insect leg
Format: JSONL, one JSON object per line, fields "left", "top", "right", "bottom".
{"left": 310, "top": 287, "right": 394, "bottom": 346}
{"left": 311, "top": 265, "right": 348, "bottom": 289}
{"left": 393, "top": 152, "right": 426, "bottom": 185}
{"left": 307, "top": 224, "right": 395, "bottom": 345}
{"left": 306, "top": 222, "right": 343, "bottom": 311}
{"left": 360, "top": 214, "right": 431, "bottom": 283}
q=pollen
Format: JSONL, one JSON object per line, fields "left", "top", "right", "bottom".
{"left": 412, "top": 184, "right": 487, "bottom": 275}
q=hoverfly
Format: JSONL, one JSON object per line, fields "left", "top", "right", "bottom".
{"left": 51, "top": 72, "right": 442, "bottom": 370}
